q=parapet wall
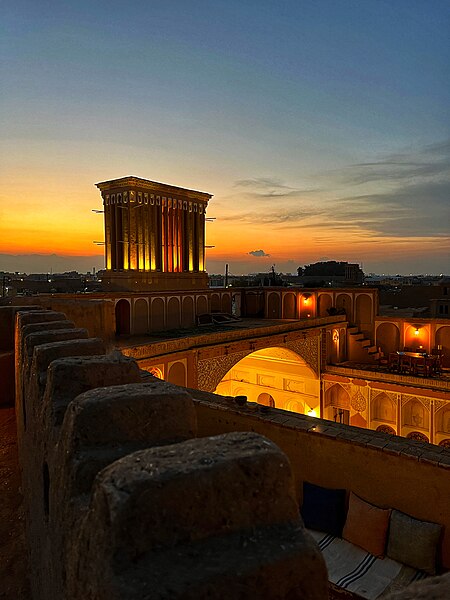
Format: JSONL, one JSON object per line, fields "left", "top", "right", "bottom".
{"left": 189, "top": 388, "right": 450, "bottom": 570}
{"left": 13, "top": 306, "right": 327, "bottom": 600}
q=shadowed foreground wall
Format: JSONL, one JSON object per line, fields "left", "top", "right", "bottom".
{"left": 13, "top": 306, "right": 327, "bottom": 600}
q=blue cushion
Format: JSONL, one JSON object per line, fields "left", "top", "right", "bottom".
{"left": 301, "top": 481, "right": 347, "bottom": 537}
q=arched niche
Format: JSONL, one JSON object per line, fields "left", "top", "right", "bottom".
{"left": 376, "top": 322, "right": 400, "bottom": 356}
{"left": 439, "top": 438, "right": 450, "bottom": 449}
{"left": 221, "top": 293, "right": 232, "bottom": 313}
{"left": 435, "top": 405, "right": 450, "bottom": 434}
{"left": 406, "top": 431, "right": 429, "bottom": 443}
{"left": 115, "top": 299, "right": 131, "bottom": 335}
{"left": 376, "top": 424, "right": 396, "bottom": 435}
{"left": 133, "top": 298, "right": 148, "bottom": 335}
{"left": 336, "top": 293, "right": 352, "bottom": 316}
{"left": 318, "top": 294, "right": 332, "bottom": 318}
{"left": 267, "top": 292, "right": 281, "bottom": 319}
{"left": 283, "top": 293, "right": 296, "bottom": 319}
{"left": 196, "top": 295, "right": 208, "bottom": 316}
{"left": 211, "top": 293, "right": 221, "bottom": 313}
{"left": 371, "top": 392, "right": 396, "bottom": 423}
{"left": 402, "top": 398, "right": 429, "bottom": 430}
{"left": 324, "top": 384, "right": 350, "bottom": 410}
{"left": 435, "top": 326, "right": 450, "bottom": 368}
{"left": 181, "top": 296, "right": 195, "bottom": 328}
{"left": 167, "top": 361, "right": 186, "bottom": 387}
{"left": 258, "top": 392, "right": 275, "bottom": 407}
{"left": 355, "top": 294, "right": 372, "bottom": 336}
{"left": 286, "top": 399, "right": 304, "bottom": 414}
{"left": 167, "top": 297, "right": 181, "bottom": 330}
{"left": 150, "top": 297, "right": 165, "bottom": 332}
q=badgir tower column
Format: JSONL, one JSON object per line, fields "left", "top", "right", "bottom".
{"left": 96, "top": 176, "right": 212, "bottom": 291}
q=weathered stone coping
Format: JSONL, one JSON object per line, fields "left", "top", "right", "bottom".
{"left": 325, "top": 365, "right": 450, "bottom": 392}
{"left": 119, "top": 315, "right": 345, "bottom": 360}
{"left": 187, "top": 389, "right": 450, "bottom": 470}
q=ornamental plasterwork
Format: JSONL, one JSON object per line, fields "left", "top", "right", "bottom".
{"left": 371, "top": 390, "right": 397, "bottom": 404}
{"left": 324, "top": 381, "right": 336, "bottom": 393}
{"left": 197, "top": 350, "right": 249, "bottom": 392}
{"left": 434, "top": 400, "right": 447, "bottom": 412}
{"left": 351, "top": 389, "right": 367, "bottom": 413}
{"left": 286, "top": 336, "right": 319, "bottom": 375}
{"left": 400, "top": 395, "right": 430, "bottom": 410}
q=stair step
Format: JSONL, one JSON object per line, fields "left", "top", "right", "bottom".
{"left": 368, "top": 346, "right": 378, "bottom": 353}
{"left": 360, "top": 339, "right": 371, "bottom": 347}
{"left": 348, "top": 327, "right": 359, "bottom": 334}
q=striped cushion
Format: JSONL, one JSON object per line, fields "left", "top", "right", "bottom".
{"left": 307, "top": 529, "right": 427, "bottom": 599}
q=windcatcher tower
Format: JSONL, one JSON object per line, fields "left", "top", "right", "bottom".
{"left": 96, "top": 176, "right": 212, "bottom": 291}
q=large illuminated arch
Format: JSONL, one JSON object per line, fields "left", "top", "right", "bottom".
{"left": 214, "top": 347, "right": 319, "bottom": 416}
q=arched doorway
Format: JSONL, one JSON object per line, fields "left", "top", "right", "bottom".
{"left": 211, "top": 293, "right": 221, "bottom": 313}
{"left": 258, "top": 392, "right": 275, "bottom": 407}
{"left": 181, "top": 296, "right": 195, "bottom": 328}
{"left": 150, "top": 297, "right": 165, "bottom": 332}
{"left": 221, "top": 294, "right": 232, "bottom": 313}
{"left": 355, "top": 294, "right": 372, "bottom": 337}
{"left": 167, "top": 297, "right": 181, "bottom": 329}
{"left": 283, "top": 293, "right": 296, "bottom": 319}
{"left": 133, "top": 298, "right": 148, "bottom": 335}
{"left": 115, "top": 299, "right": 131, "bottom": 335}
{"left": 435, "top": 326, "right": 450, "bottom": 368}
{"left": 376, "top": 322, "right": 400, "bottom": 357}
{"left": 213, "top": 346, "right": 319, "bottom": 414}
{"left": 318, "top": 294, "right": 332, "bottom": 318}
{"left": 267, "top": 293, "right": 281, "bottom": 319}
{"left": 196, "top": 295, "right": 208, "bottom": 316}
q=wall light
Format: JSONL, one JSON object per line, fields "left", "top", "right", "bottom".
{"left": 307, "top": 406, "right": 317, "bottom": 418}
{"left": 414, "top": 327, "right": 420, "bottom": 336}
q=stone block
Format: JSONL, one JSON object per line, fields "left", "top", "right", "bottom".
{"left": 71, "top": 431, "right": 327, "bottom": 600}
{"left": 43, "top": 353, "right": 142, "bottom": 429}
{"left": 50, "top": 381, "right": 197, "bottom": 599}
{"left": 24, "top": 352, "right": 142, "bottom": 600}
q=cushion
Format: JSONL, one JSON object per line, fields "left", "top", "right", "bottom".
{"left": 342, "top": 492, "right": 391, "bottom": 557}
{"left": 301, "top": 481, "right": 346, "bottom": 537}
{"left": 387, "top": 509, "right": 442, "bottom": 574}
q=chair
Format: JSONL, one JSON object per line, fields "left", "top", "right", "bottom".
{"left": 414, "top": 357, "right": 428, "bottom": 377}
{"left": 399, "top": 355, "right": 413, "bottom": 374}
{"left": 388, "top": 353, "right": 399, "bottom": 372}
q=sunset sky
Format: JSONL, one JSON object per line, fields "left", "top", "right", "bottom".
{"left": 1, "top": 0, "right": 449, "bottom": 275}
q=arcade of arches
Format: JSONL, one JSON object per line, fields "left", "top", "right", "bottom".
{"left": 214, "top": 347, "right": 320, "bottom": 417}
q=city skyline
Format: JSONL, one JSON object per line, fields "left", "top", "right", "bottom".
{"left": 1, "top": 1, "right": 449, "bottom": 275}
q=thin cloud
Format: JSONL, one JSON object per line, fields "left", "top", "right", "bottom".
{"left": 248, "top": 249, "right": 270, "bottom": 257}
{"left": 234, "top": 177, "right": 318, "bottom": 198}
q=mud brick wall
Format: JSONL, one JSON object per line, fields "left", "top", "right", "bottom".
{"left": 13, "top": 308, "right": 327, "bottom": 600}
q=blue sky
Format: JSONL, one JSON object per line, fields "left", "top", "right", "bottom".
{"left": 1, "top": 0, "right": 449, "bottom": 274}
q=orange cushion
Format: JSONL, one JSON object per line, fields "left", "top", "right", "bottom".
{"left": 343, "top": 492, "right": 391, "bottom": 558}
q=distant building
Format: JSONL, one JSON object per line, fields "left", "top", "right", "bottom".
{"left": 297, "top": 261, "right": 364, "bottom": 286}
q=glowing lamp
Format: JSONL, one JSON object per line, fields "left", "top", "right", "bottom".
{"left": 307, "top": 407, "right": 317, "bottom": 418}
{"left": 414, "top": 327, "right": 420, "bottom": 336}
